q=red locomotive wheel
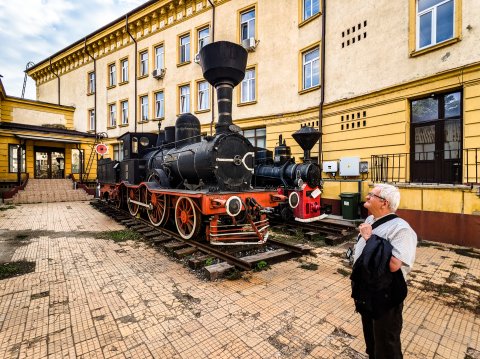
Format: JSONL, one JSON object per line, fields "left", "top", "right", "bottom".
{"left": 175, "top": 197, "right": 201, "bottom": 240}
{"left": 127, "top": 188, "right": 140, "bottom": 216}
{"left": 147, "top": 191, "right": 168, "bottom": 226}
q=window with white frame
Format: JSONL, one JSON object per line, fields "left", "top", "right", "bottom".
{"left": 240, "top": 9, "right": 255, "bottom": 41}
{"left": 88, "top": 72, "right": 95, "bottom": 94}
{"left": 242, "top": 128, "right": 266, "bottom": 148}
{"left": 417, "top": 0, "right": 454, "bottom": 50}
{"left": 8, "top": 144, "right": 26, "bottom": 173}
{"left": 180, "top": 34, "right": 190, "bottom": 63}
{"left": 241, "top": 68, "right": 256, "bottom": 103}
{"left": 197, "top": 81, "right": 209, "bottom": 111}
{"left": 108, "top": 63, "right": 116, "bottom": 87}
{"left": 121, "top": 59, "right": 128, "bottom": 82}
{"left": 140, "top": 51, "right": 148, "bottom": 76}
{"left": 88, "top": 109, "right": 95, "bottom": 130}
{"left": 109, "top": 103, "right": 117, "bottom": 127}
{"left": 155, "top": 91, "right": 165, "bottom": 119}
{"left": 180, "top": 85, "right": 190, "bottom": 114}
{"left": 198, "top": 27, "right": 210, "bottom": 51}
{"left": 71, "top": 149, "right": 84, "bottom": 174}
{"left": 140, "top": 95, "right": 149, "bottom": 121}
{"left": 155, "top": 45, "right": 164, "bottom": 70}
{"left": 121, "top": 100, "right": 128, "bottom": 125}
{"left": 303, "top": 0, "right": 320, "bottom": 21}
{"left": 303, "top": 47, "right": 320, "bottom": 90}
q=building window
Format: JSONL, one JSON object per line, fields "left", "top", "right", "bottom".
{"left": 121, "top": 100, "right": 128, "bottom": 125}
{"left": 113, "top": 144, "right": 123, "bottom": 162}
{"left": 303, "top": 47, "right": 320, "bottom": 90}
{"left": 71, "top": 149, "right": 84, "bottom": 174}
{"left": 88, "top": 71, "right": 95, "bottom": 94}
{"left": 121, "top": 58, "right": 128, "bottom": 82}
{"left": 155, "top": 91, "right": 165, "bottom": 119}
{"left": 108, "top": 63, "right": 116, "bottom": 87}
{"left": 197, "top": 81, "right": 209, "bottom": 111}
{"left": 240, "top": 8, "right": 255, "bottom": 41}
{"left": 140, "top": 51, "right": 148, "bottom": 76}
{"left": 242, "top": 128, "right": 266, "bottom": 148}
{"left": 417, "top": 0, "right": 454, "bottom": 49}
{"left": 8, "top": 144, "right": 26, "bottom": 173}
{"left": 155, "top": 45, "right": 164, "bottom": 70}
{"left": 303, "top": 0, "right": 320, "bottom": 21}
{"left": 140, "top": 95, "right": 149, "bottom": 121}
{"left": 180, "top": 85, "right": 190, "bottom": 114}
{"left": 241, "top": 68, "right": 256, "bottom": 103}
{"left": 88, "top": 109, "right": 95, "bottom": 130}
{"left": 198, "top": 27, "right": 210, "bottom": 51}
{"left": 109, "top": 103, "right": 117, "bottom": 127}
{"left": 180, "top": 34, "right": 191, "bottom": 63}
{"left": 410, "top": 90, "right": 462, "bottom": 183}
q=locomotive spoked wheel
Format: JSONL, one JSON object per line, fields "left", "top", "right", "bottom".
{"left": 127, "top": 188, "right": 140, "bottom": 216}
{"left": 147, "top": 191, "right": 169, "bottom": 226}
{"left": 175, "top": 196, "right": 201, "bottom": 240}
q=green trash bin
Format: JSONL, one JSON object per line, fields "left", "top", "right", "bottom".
{"left": 340, "top": 192, "right": 360, "bottom": 220}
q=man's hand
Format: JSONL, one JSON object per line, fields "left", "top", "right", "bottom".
{"left": 358, "top": 223, "right": 372, "bottom": 240}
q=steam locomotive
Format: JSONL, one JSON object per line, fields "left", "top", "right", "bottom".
{"left": 253, "top": 126, "right": 324, "bottom": 222}
{"left": 97, "top": 41, "right": 289, "bottom": 245}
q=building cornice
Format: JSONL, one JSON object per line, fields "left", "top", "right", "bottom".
{"left": 28, "top": 0, "right": 230, "bottom": 86}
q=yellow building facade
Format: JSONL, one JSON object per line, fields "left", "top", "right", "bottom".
{"left": 26, "top": 0, "right": 479, "bottom": 246}
{"left": 0, "top": 79, "right": 98, "bottom": 194}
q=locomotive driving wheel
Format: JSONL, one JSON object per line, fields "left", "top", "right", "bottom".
{"left": 127, "top": 188, "right": 140, "bottom": 216}
{"left": 175, "top": 196, "right": 201, "bottom": 240}
{"left": 147, "top": 191, "right": 169, "bottom": 226}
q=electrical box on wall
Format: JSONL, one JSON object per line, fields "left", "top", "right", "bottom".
{"left": 339, "top": 157, "right": 360, "bottom": 176}
{"left": 359, "top": 161, "right": 369, "bottom": 173}
{"left": 322, "top": 161, "right": 338, "bottom": 173}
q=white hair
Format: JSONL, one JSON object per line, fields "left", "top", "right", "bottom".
{"left": 376, "top": 183, "right": 400, "bottom": 212}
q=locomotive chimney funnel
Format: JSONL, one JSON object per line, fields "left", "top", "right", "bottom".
{"left": 292, "top": 126, "right": 321, "bottom": 162}
{"left": 199, "top": 41, "right": 247, "bottom": 134}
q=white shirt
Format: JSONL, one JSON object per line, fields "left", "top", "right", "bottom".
{"left": 353, "top": 214, "right": 417, "bottom": 278}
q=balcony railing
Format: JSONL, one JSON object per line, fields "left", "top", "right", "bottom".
{"left": 371, "top": 148, "right": 480, "bottom": 185}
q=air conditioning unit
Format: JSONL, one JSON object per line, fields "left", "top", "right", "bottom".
{"left": 194, "top": 52, "right": 201, "bottom": 64}
{"left": 152, "top": 68, "right": 166, "bottom": 79}
{"left": 242, "top": 37, "right": 257, "bottom": 52}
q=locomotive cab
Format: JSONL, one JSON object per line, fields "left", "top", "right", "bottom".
{"left": 118, "top": 132, "right": 157, "bottom": 184}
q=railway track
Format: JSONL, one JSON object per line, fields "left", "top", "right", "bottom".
{"left": 90, "top": 200, "right": 313, "bottom": 280}
{"left": 270, "top": 217, "right": 358, "bottom": 245}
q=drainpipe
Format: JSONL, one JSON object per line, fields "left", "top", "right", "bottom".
{"left": 207, "top": 0, "right": 215, "bottom": 135}
{"left": 318, "top": 0, "right": 326, "bottom": 168}
{"left": 126, "top": 14, "right": 138, "bottom": 133}
{"left": 48, "top": 58, "right": 60, "bottom": 105}
{"left": 84, "top": 38, "right": 97, "bottom": 134}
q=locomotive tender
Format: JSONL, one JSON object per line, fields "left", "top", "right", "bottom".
{"left": 253, "top": 126, "right": 324, "bottom": 222}
{"left": 98, "top": 41, "right": 288, "bottom": 244}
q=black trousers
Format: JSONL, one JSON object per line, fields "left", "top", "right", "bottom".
{"left": 360, "top": 302, "right": 404, "bottom": 359}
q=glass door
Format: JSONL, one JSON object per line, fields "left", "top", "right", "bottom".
{"left": 34, "top": 148, "right": 65, "bottom": 179}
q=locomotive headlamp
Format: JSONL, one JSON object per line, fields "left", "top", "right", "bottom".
{"left": 226, "top": 196, "right": 242, "bottom": 217}
{"left": 288, "top": 192, "right": 300, "bottom": 209}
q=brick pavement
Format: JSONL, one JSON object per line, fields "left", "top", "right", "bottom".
{"left": 0, "top": 202, "right": 479, "bottom": 358}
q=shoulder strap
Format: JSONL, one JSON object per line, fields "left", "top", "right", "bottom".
{"left": 371, "top": 213, "right": 398, "bottom": 229}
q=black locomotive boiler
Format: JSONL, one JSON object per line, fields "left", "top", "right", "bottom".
{"left": 98, "top": 41, "right": 288, "bottom": 244}
{"left": 253, "top": 126, "right": 324, "bottom": 222}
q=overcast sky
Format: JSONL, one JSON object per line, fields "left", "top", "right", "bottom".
{"left": 0, "top": 0, "right": 146, "bottom": 100}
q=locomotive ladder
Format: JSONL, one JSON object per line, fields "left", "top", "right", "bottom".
{"left": 81, "top": 132, "right": 106, "bottom": 183}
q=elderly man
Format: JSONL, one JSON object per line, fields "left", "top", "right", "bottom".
{"left": 352, "top": 183, "right": 417, "bottom": 359}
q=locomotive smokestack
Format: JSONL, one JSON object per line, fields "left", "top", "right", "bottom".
{"left": 292, "top": 126, "right": 321, "bottom": 162}
{"left": 199, "top": 41, "right": 248, "bottom": 134}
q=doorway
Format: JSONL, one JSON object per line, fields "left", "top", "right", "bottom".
{"left": 34, "top": 147, "right": 65, "bottom": 179}
{"left": 410, "top": 91, "right": 462, "bottom": 183}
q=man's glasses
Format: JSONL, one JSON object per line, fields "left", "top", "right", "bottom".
{"left": 367, "top": 192, "right": 386, "bottom": 201}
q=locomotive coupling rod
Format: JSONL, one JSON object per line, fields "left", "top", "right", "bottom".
{"left": 127, "top": 198, "right": 153, "bottom": 210}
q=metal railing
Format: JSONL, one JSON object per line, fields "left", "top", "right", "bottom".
{"left": 371, "top": 148, "right": 479, "bottom": 185}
